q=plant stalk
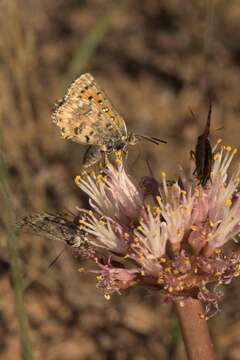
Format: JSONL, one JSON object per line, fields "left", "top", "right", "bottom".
{"left": 0, "top": 144, "right": 33, "bottom": 360}
{"left": 174, "top": 298, "right": 215, "bottom": 360}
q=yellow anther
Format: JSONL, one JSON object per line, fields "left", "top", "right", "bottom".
{"left": 233, "top": 148, "right": 238, "bottom": 155}
{"left": 157, "top": 277, "right": 164, "bottom": 284}
{"left": 168, "top": 286, "right": 173, "bottom": 293}
{"left": 104, "top": 294, "right": 111, "bottom": 300}
{"left": 224, "top": 198, "right": 232, "bottom": 207}
{"left": 234, "top": 178, "right": 240, "bottom": 184}
{"left": 217, "top": 139, "right": 222, "bottom": 144}
{"left": 226, "top": 146, "right": 232, "bottom": 152}
{"left": 137, "top": 225, "right": 143, "bottom": 231}
{"left": 159, "top": 256, "right": 166, "bottom": 263}
{"left": 213, "top": 153, "right": 220, "bottom": 161}
{"left": 88, "top": 210, "right": 93, "bottom": 217}
{"left": 74, "top": 175, "right": 81, "bottom": 185}
{"left": 194, "top": 187, "right": 200, "bottom": 198}
{"left": 78, "top": 267, "right": 85, "bottom": 272}
{"left": 79, "top": 218, "right": 85, "bottom": 229}
{"left": 115, "top": 158, "right": 122, "bottom": 166}
{"left": 99, "top": 219, "right": 106, "bottom": 225}
{"left": 124, "top": 232, "right": 130, "bottom": 239}
{"left": 140, "top": 270, "right": 145, "bottom": 276}
{"left": 181, "top": 190, "right": 187, "bottom": 196}
{"left": 154, "top": 207, "right": 161, "bottom": 216}
{"left": 96, "top": 174, "right": 103, "bottom": 183}
{"left": 156, "top": 195, "right": 161, "bottom": 204}
{"left": 96, "top": 275, "right": 103, "bottom": 281}
{"left": 115, "top": 149, "right": 122, "bottom": 157}
{"left": 161, "top": 171, "right": 166, "bottom": 177}
{"left": 90, "top": 171, "right": 96, "bottom": 177}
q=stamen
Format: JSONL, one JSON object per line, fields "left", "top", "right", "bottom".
{"left": 214, "top": 153, "right": 220, "bottom": 161}
{"left": 191, "top": 225, "right": 198, "bottom": 231}
{"left": 156, "top": 195, "right": 161, "bottom": 204}
{"left": 224, "top": 198, "right": 232, "bottom": 206}
{"left": 74, "top": 175, "right": 81, "bottom": 186}
{"left": 96, "top": 275, "right": 103, "bottom": 281}
{"left": 96, "top": 174, "right": 103, "bottom": 183}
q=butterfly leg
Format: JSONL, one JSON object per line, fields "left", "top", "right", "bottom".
{"left": 101, "top": 151, "right": 109, "bottom": 169}
{"left": 83, "top": 146, "right": 102, "bottom": 168}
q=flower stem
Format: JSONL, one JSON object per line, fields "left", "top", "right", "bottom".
{"left": 174, "top": 298, "right": 215, "bottom": 360}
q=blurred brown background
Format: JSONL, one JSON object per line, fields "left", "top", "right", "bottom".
{"left": 1, "top": 0, "right": 240, "bottom": 359}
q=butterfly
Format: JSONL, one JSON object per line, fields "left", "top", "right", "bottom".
{"left": 191, "top": 103, "right": 213, "bottom": 187}
{"left": 52, "top": 73, "right": 167, "bottom": 168}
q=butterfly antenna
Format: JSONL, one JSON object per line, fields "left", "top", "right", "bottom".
{"left": 137, "top": 134, "right": 167, "bottom": 145}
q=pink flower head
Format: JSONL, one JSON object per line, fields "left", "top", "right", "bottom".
{"left": 70, "top": 143, "right": 240, "bottom": 315}
{"left": 21, "top": 143, "right": 240, "bottom": 317}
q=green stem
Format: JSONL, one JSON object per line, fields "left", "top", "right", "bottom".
{"left": 0, "top": 145, "right": 33, "bottom": 359}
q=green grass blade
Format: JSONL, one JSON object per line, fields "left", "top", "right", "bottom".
{"left": 0, "top": 138, "right": 33, "bottom": 360}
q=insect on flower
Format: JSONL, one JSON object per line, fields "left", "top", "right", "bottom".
{"left": 191, "top": 103, "right": 213, "bottom": 187}
{"left": 52, "top": 73, "right": 167, "bottom": 168}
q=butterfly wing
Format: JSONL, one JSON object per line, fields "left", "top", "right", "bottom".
{"left": 52, "top": 73, "right": 128, "bottom": 147}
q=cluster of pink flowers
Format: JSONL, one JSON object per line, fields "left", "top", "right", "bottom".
{"left": 67, "top": 142, "right": 240, "bottom": 316}
{"left": 21, "top": 141, "right": 240, "bottom": 317}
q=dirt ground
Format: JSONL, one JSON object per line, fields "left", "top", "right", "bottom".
{"left": 1, "top": 0, "right": 240, "bottom": 359}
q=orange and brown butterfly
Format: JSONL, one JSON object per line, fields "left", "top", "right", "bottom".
{"left": 52, "top": 73, "right": 167, "bottom": 168}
